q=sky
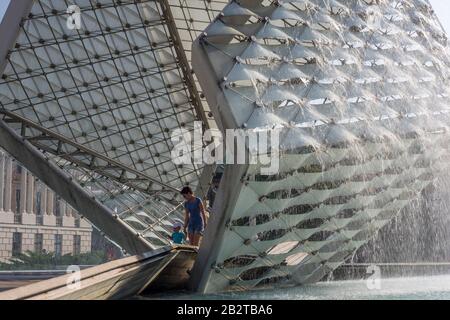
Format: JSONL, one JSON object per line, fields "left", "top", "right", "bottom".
{"left": 0, "top": 1, "right": 448, "bottom": 33}
{"left": 0, "top": 1, "right": 9, "bottom": 20}
{"left": 430, "top": 0, "right": 450, "bottom": 33}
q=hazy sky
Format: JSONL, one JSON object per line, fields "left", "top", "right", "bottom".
{"left": 429, "top": 0, "right": 450, "bottom": 33}
{"left": 0, "top": 1, "right": 9, "bottom": 20}
{"left": 0, "top": 1, "right": 448, "bottom": 34}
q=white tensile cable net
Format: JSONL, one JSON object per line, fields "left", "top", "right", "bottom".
{"left": 193, "top": 0, "right": 450, "bottom": 292}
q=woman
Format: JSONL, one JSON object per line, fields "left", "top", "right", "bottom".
{"left": 180, "top": 186, "right": 207, "bottom": 246}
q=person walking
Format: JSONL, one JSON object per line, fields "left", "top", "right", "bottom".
{"left": 180, "top": 186, "right": 207, "bottom": 246}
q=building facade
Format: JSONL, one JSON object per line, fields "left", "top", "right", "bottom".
{"left": 0, "top": 151, "right": 91, "bottom": 262}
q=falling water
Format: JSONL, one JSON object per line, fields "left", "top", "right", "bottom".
{"left": 352, "top": 175, "right": 450, "bottom": 269}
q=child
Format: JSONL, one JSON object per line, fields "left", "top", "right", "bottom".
{"left": 171, "top": 221, "right": 185, "bottom": 244}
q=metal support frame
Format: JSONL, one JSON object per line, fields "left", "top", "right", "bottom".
{"left": 158, "top": 0, "right": 210, "bottom": 130}
{"left": 188, "top": 164, "right": 249, "bottom": 292}
{"left": 0, "top": 1, "right": 33, "bottom": 73}
{"left": 0, "top": 118, "right": 153, "bottom": 254}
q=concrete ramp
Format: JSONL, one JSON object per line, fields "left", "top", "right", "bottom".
{"left": 0, "top": 246, "right": 197, "bottom": 300}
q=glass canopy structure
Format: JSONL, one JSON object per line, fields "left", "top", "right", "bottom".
{"left": 1, "top": 0, "right": 450, "bottom": 293}
{"left": 0, "top": 0, "right": 228, "bottom": 253}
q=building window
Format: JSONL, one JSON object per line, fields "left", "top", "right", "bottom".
{"left": 56, "top": 215, "right": 63, "bottom": 227}
{"left": 36, "top": 190, "right": 43, "bottom": 225}
{"left": 36, "top": 191, "right": 42, "bottom": 215}
{"left": 14, "top": 213, "right": 22, "bottom": 224}
{"left": 12, "top": 232, "right": 22, "bottom": 256}
{"left": 75, "top": 217, "right": 80, "bottom": 228}
{"left": 55, "top": 197, "right": 62, "bottom": 227}
{"left": 15, "top": 189, "right": 21, "bottom": 213}
{"left": 73, "top": 235, "right": 81, "bottom": 255}
{"left": 55, "top": 234, "right": 62, "bottom": 257}
{"left": 34, "top": 233, "right": 43, "bottom": 253}
{"left": 55, "top": 197, "right": 61, "bottom": 216}
{"left": 14, "top": 189, "right": 22, "bottom": 223}
{"left": 36, "top": 214, "right": 43, "bottom": 226}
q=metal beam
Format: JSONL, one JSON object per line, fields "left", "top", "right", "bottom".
{"left": 158, "top": 0, "right": 210, "bottom": 130}
{"left": 0, "top": 1, "right": 34, "bottom": 73}
{"left": 0, "top": 118, "right": 153, "bottom": 255}
{"left": 188, "top": 164, "right": 249, "bottom": 293}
